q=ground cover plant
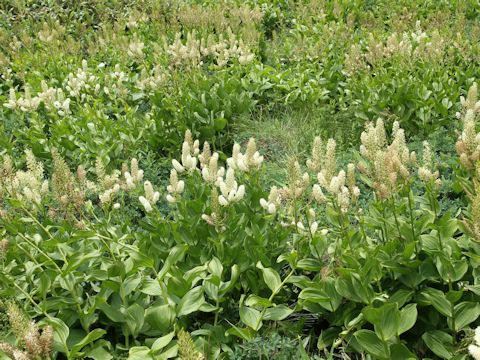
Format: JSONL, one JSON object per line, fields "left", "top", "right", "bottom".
{"left": 1, "top": 0, "right": 480, "bottom": 359}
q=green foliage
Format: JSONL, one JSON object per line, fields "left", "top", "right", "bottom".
{"left": 231, "top": 333, "right": 299, "bottom": 360}
{"left": 1, "top": 1, "right": 480, "bottom": 359}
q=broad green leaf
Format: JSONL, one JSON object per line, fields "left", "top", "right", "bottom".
{"left": 141, "top": 278, "right": 162, "bottom": 296}
{"left": 389, "top": 289, "right": 414, "bottom": 308}
{"left": 449, "top": 302, "right": 480, "bottom": 331}
{"left": 419, "top": 288, "right": 452, "bottom": 317}
{"left": 121, "top": 276, "right": 142, "bottom": 299}
{"left": 240, "top": 305, "right": 262, "bottom": 331}
{"left": 390, "top": 343, "right": 417, "bottom": 360}
{"left": 335, "top": 271, "right": 373, "bottom": 304}
{"left": 158, "top": 245, "right": 188, "bottom": 281}
{"left": 299, "top": 282, "right": 341, "bottom": 312}
{"left": 398, "top": 304, "right": 417, "bottom": 335}
{"left": 128, "top": 346, "right": 153, "bottom": 360}
{"left": 69, "top": 329, "right": 106, "bottom": 359}
{"left": 46, "top": 317, "right": 69, "bottom": 354}
{"left": 219, "top": 264, "right": 240, "bottom": 295}
{"left": 245, "top": 294, "right": 273, "bottom": 307}
{"left": 298, "top": 288, "right": 329, "bottom": 303}
{"left": 213, "top": 117, "right": 227, "bottom": 131}
{"left": 354, "top": 329, "right": 390, "bottom": 359}
{"left": 466, "top": 285, "right": 480, "bottom": 296}
{"left": 145, "top": 304, "right": 175, "bottom": 332}
{"left": 256, "top": 262, "right": 281, "bottom": 294}
{"left": 263, "top": 305, "right": 293, "bottom": 321}
{"left": 422, "top": 330, "right": 453, "bottom": 359}
{"left": 157, "top": 341, "right": 178, "bottom": 359}
{"left": 177, "top": 286, "right": 205, "bottom": 317}
{"left": 226, "top": 326, "right": 255, "bottom": 341}
{"left": 126, "top": 303, "right": 145, "bottom": 336}
{"left": 152, "top": 331, "right": 175, "bottom": 352}
{"left": 208, "top": 257, "right": 223, "bottom": 278}
{"left": 97, "top": 303, "right": 124, "bottom": 323}
{"left": 317, "top": 328, "right": 340, "bottom": 350}
{"left": 296, "top": 258, "right": 322, "bottom": 271}
{"left": 203, "top": 280, "right": 219, "bottom": 301}
{"left": 435, "top": 256, "right": 468, "bottom": 282}
{"left": 362, "top": 303, "right": 400, "bottom": 341}
{"left": 83, "top": 340, "right": 113, "bottom": 360}
{"left": 199, "top": 302, "right": 217, "bottom": 312}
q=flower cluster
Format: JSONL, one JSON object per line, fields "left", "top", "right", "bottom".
{"left": 0, "top": 303, "right": 53, "bottom": 360}
{"left": 260, "top": 158, "right": 312, "bottom": 232}
{"left": 127, "top": 37, "right": 145, "bottom": 59}
{"left": 177, "top": 329, "right": 205, "bottom": 360}
{"left": 166, "top": 169, "right": 185, "bottom": 203}
{"left": 4, "top": 83, "right": 71, "bottom": 116}
{"left": 296, "top": 208, "right": 319, "bottom": 236}
{"left": 172, "top": 130, "right": 200, "bottom": 173}
{"left": 0, "top": 151, "right": 49, "bottom": 208}
{"left": 0, "top": 150, "right": 146, "bottom": 218}
{"left": 260, "top": 186, "right": 281, "bottom": 214}
{"left": 139, "top": 181, "right": 160, "bottom": 213}
{"left": 97, "top": 158, "right": 144, "bottom": 207}
{"left": 201, "top": 152, "right": 225, "bottom": 184}
{"left": 3, "top": 86, "right": 41, "bottom": 112}
{"left": 164, "top": 30, "right": 254, "bottom": 68}
{"left": 464, "top": 164, "right": 480, "bottom": 242}
{"left": 0, "top": 238, "right": 8, "bottom": 260}
{"left": 166, "top": 131, "right": 250, "bottom": 224}
{"left": 37, "top": 21, "right": 65, "bottom": 43}
{"left": 65, "top": 60, "right": 99, "bottom": 99}
{"left": 104, "top": 64, "right": 129, "bottom": 98}
{"left": 469, "top": 327, "right": 480, "bottom": 360}
{"left": 135, "top": 65, "right": 167, "bottom": 93}
{"left": 358, "top": 119, "right": 416, "bottom": 199}
{"left": 123, "top": 158, "right": 144, "bottom": 190}
{"left": 308, "top": 137, "right": 359, "bottom": 212}
{"left": 345, "top": 23, "right": 446, "bottom": 75}
{"left": 418, "top": 141, "right": 441, "bottom": 187}
{"left": 201, "top": 188, "right": 223, "bottom": 228}
{"left": 218, "top": 168, "right": 245, "bottom": 206}
{"left": 227, "top": 138, "right": 264, "bottom": 172}
{"left": 460, "top": 83, "right": 480, "bottom": 114}
{"left": 456, "top": 84, "right": 480, "bottom": 169}
{"left": 3, "top": 60, "right": 101, "bottom": 115}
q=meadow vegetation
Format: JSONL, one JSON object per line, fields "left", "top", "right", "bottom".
{"left": 1, "top": 0, "right": 480, "bottom": 359}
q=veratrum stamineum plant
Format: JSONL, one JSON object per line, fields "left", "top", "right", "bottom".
{"left": 2, "top": 84, "right": 480, "bottom": 359}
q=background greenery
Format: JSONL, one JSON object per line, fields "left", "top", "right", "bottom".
{"left": 1, "top": 0, "right": 480, "bottom": 359}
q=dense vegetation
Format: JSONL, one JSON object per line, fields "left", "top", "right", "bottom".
{"left": 1, "top": 0, "right": 480, "bottom": 359}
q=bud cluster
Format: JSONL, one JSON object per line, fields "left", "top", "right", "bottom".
{"left": 418, "top": 141, "right": 441, "bottom": 187}
{"left": 139, "top": 181, "right": 160, "bottom": 213}
{"left": 172, "top": 130, "right": 200, "bottom": 173}
{"left": 164, "top": 29, "right": 254, "bottom": 68}
{"left": 166, "top": 169, "right": 185, "bottom": 203}
{"left": 227, "top": 138, "right": 264, "bottom": 172}
{"left": 0, "top": 303, "right": 53, "bottom": 360}
{"left": 358, "top": 119, "right": 416, "bottom": 199}
{"left": 456, "top": 83, "right": 480, "bottom": 169}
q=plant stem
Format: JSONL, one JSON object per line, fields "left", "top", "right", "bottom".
{"left": 407, "top": 190, "right": 416, "bottom": 244}
{"left": 448, "top": 280, "right": 456, "bottom": 343}
{"left": 382, "top": 204, "right": 389, "bottom": 243}
{"left": 22, "top": 206, "right": 54, "bottom": 239}
{"left": 17, "top": 232, "right": 62, "bottom": 273}
{"left": 254, "top": 268, "right": 295, "bottom": 331}
{"left": 214, "top": 299, "right": 220, "bottom": 326}
{"left": 391, "top": 197, "right": 405, "bottom": 243}
{"left": 13, "top": 282, "right": 51, "bottom": 319}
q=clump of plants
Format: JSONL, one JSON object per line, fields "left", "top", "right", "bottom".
{"left": 0, "top": 84, "right": 480, "bottom": 359}
{"left": 2, "top": 1, "right": 480, "bottom": 359}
